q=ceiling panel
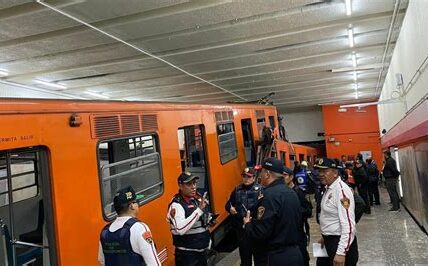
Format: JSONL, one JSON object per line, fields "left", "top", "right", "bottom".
{"left": 0, "top": 0, "right": 409, "bottom": 111}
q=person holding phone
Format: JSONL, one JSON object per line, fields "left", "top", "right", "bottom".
{"left": 167, "top": 172, "right": 212, "bottom": 266}
{"left": 225, "top": 167, "right": 262, "bottom": 266}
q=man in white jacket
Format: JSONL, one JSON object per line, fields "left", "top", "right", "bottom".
{"left": 316, "top": 158, "right": 358, "bottom": 266}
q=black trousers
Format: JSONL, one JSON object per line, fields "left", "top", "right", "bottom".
{"left": 368, "top": 181, "right": 380, "bottom": 205}
{"left": 385, "top": 178, "right": 400, "bottom": 210}
{"left": 357, "top": 184, "right": 370, "bottom": 213}
{"left": 175, "top": 249, "right": 207, "bottom": 266}
{"left": 236, "top": 227, "right": 254, "bottom": 266}
{"left": 322, "top": 235, "right": 358, "bottom": 266}
{"left": 254, "top": 246, "right": 303, "bottom": 266}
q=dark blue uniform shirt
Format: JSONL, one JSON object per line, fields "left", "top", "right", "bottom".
{"left": 244, "top": 179, "right": 303, "bottom": 253}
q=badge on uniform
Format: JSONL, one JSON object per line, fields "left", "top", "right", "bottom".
{"left": 143, "top": 231, "right": 153, "bottom": 244}
{"left": 257, "top": 206, "right": 265, "bottom": 220}
{"left": 341, "top": 196, "right": 350, "bottom": 209}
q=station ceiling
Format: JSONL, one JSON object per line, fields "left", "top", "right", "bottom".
{"left": 0, "top": 0, "right": 407, "bottom": 112}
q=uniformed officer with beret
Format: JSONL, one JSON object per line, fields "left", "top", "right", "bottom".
{"left": 243, "top": 157, "right": 303, "bottom": 266}
{"left": 315, "top": 158, "right": 358, "bottom": 266}
{"left": 98, "top": 186, "right": 161, "bottom": 265}
{"left": 167, "top": 172, "right": 213, "bottom": 266}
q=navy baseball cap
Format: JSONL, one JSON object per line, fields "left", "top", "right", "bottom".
{"left": 283, "top": 166, "right": 293, "bottom": 176}
{"left": 261, "top": 157, "right": 285, "bottom": 174}
{"left": 113, "top": 186, "right": 143, "bottom": 206}
{"left": 314, "top": 157, "right": 339, "bottom": 169}
{"left": 178, "top": 171, "right": 199, "bottom": 184}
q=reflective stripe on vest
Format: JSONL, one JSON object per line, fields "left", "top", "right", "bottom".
{"left": 169, "top": 194, "right": 210, "bottom": 250}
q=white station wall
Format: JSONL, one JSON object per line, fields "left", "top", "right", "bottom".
{"left": 280, "top": 110, "right": 324, "bottom": 143}
{"left": 378, "top": 0, "right": 428, "bottom": 132}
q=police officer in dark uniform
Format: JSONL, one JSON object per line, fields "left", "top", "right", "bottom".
{"left": 225, "top": 167, "right": 262, "bottom": 266}
{"left": 243, "top": 157, "right": 303, "bottom": 266}
{"left": 283, "top": 167, "right": 312, "bottom": 266}
{"left": 98, "top": 186, "right": 161, "bottom": 265}
{"left": 167, "top": 172, "right": 214, "bottom": 266}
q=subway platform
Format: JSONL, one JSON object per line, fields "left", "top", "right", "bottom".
{"left": 216, "top": 189, "right": 428, "bottom": 265}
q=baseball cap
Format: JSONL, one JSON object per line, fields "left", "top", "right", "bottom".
{"left": 242, "top": 167, "right": 255, "bottom": 177}
{"left": 261, "top": 157, "right": 285, "bottom": 174}
{"left": 283, "top": 166, "right": 293, "bottom": 176}
{"left": 113, "top": 186, "right": 144, "bottom": 206}
{"left": 314, "top": 157, "right": 339, "bottom": 169}
{"left": 178, "top": 171, "right": 199, "bottom": 184}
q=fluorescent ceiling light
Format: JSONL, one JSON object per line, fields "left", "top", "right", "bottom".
{"left": 84, "top": 91, "right": 110, "bottom": 99}
{"left": 353, "top": 71, "right": 357, "bottom": 81}
{"left": 0, "top": 69, "right": 9, "bottom": 76}
{"left": 34, "top": 79, "right": 67, "bottom": 90}
{"left": 345, "top": 0, "right": 352, "bottom": 16}
{"left": 331, "top": 63, "right": 385, "bottom": 73}
{"left": 351, "top": 53, "right": 357, "bottom": 67}
{"left": 347, "top": 27, "right": 354, "bottom": 48}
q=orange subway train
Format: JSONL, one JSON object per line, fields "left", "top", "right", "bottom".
{"left": 0, "top": 99, "right": 319, "bottom": 265}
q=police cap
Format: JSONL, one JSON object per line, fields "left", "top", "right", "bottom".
{"left": 261, "top": 157, "right": 285, "bottom": 174}
{"left": 177, "top": 171, "right": 199, "bottom": 184}
{"left": 113, "top": 186, "right": 143, "bottom": 206}
{"left": 314, "top": 157, "right": 340, "bottom": 169}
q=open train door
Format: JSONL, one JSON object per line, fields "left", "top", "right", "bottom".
{"left": 241, "top": 119, "right": 256, "bottom": 167}
{"left": 0, "top": 147, "right": 56, "bottom": 265}
{"left": 177, "top": 125, "right": 211, "bottom": 204}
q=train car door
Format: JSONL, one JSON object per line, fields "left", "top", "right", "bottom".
{"left": 177, "top": 125, "right": 211, "bottom": 199}
{"left": 0, "top": 147, "right": 56, "bottom": 265}
{"left": 241, "top": 119, "right": 256, "bottom": 166}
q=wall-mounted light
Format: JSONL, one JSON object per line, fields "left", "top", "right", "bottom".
{"left": 347, "top": 27, "right": 354, "bottom": 48}
{"left": 345, "top": 0, "right": 352, "bottom": 16}
{"left": 34, "top": 79, "right": 67, "bottom": 90}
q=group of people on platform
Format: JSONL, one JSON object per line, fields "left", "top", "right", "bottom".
{"left": 97, "top": 150, "right": 401, "bottom": 266}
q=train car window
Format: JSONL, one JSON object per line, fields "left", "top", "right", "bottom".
{"left": 257, "top": 118, "right": 266, "bottom": 138}
{"left": 280, "top": 151, "right": 287, "bottom": 165}
{"left": 289, "top": 154, "right": 296, "bottom": 162}
{"left": 0, "top": 151, "right": 39, "bottom": 206}
{"left": 217, "top": 122, "right": 238, "bottom": 164}
{"left": 268, "top": 116, "right": 276, "bottom": 129}
{"left": 98, "top": 134, "right": 163, "bottom": 220}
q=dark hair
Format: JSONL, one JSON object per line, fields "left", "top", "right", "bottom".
{"left": 114, "top": 202, "right": 130, "bottom": 215}
{"left": 366, "top": 158, "right": 372, "bottom": 164}
{"left": 384, "top": 150, "right": 391, "bottom": 157}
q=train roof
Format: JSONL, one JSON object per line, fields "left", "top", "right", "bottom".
{"left": 0, "top": 98, "right": 277, "bottom": 114}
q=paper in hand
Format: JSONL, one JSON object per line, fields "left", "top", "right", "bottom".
{"left": 313, "top": 243, "right": 328, "bottom": 257}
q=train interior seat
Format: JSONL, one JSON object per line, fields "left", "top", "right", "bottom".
{"left": 0, "top": 220, "right": 43, "bottom": 266}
